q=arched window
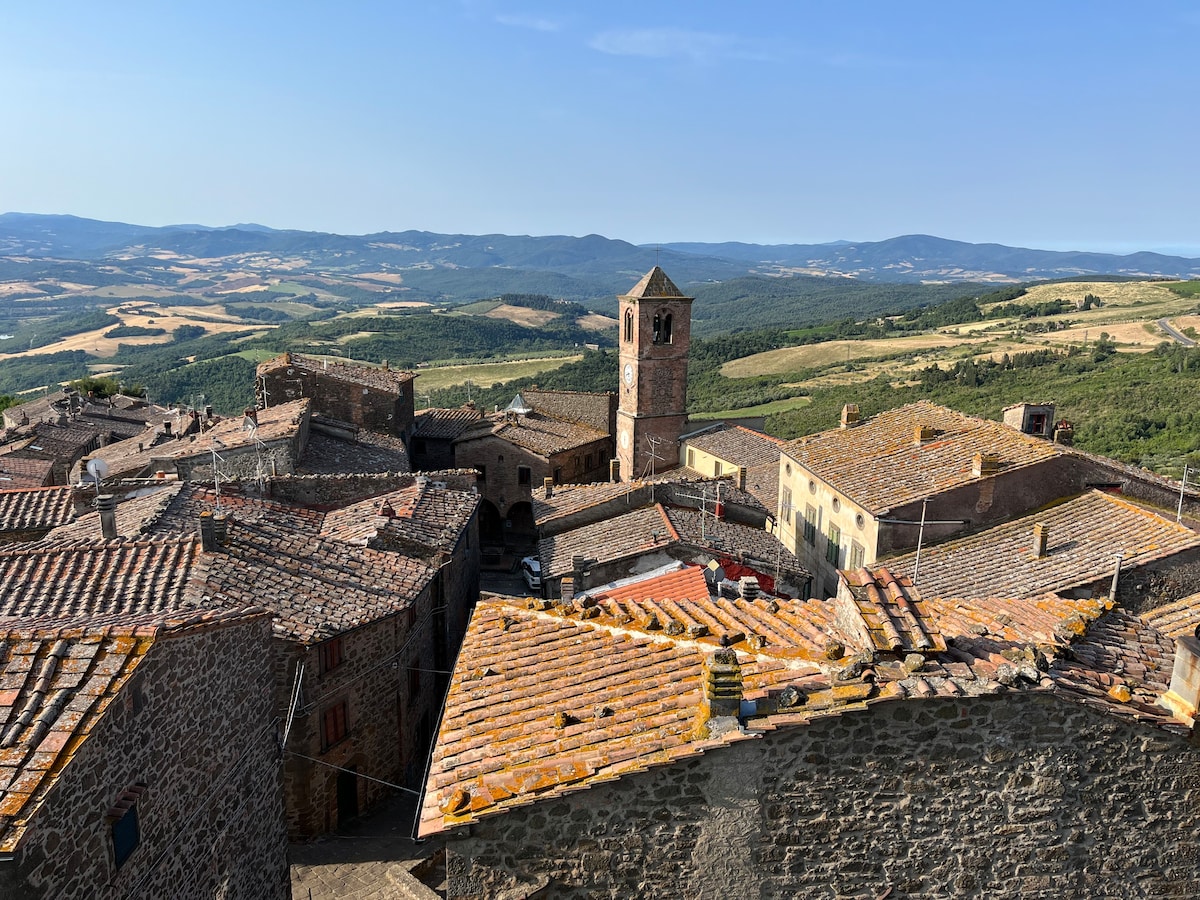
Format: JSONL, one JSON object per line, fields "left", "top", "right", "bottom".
{"left": 624, "top": 309, "right": 634, "bottom": 343}
{"left": 663, "top": 313, "right": 673, "bottom": 344}
{"left": 652, "top": 314, "right": 662, "bottom": 344}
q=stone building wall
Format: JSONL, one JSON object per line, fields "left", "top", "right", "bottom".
{"left": 0, "top": 617, "right": 288, "bottom": 900}
{"left": 280, "top": 585, "right": 441, "bottom": 837}
{"left": 447, "top": 693, "right": 1200, "bottom": 899}
{"left": 261, "top": 361, "right": 415, "bottom": 439}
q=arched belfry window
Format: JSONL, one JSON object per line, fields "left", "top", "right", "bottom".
{"left": 652, "top": 311, "right": 672, "bottom": 345}
{"left": 624, "top": 309, "right": 634, "bottom": 343}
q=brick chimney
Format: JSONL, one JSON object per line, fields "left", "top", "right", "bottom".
{"left": 162, "top": 418, "right": 173, "bottom": 437}
{"left": 914, "top": 424, "right": 935, "bottom": 444}
{"left": 1032, "top": 523, "right": 1049, "bottom": 558}
{"left": 561, "top": 576, "right": 575, "bottom": 604}
{"left": 543, "top": 477, "right": 554, "bottom": 499}
{"left": 97, "top": 494, "right": 118, "bottom": 540}
{"left": 212, "top": 512, "right": 228, "bottom": 547}
{"left": 841, "top": 404, "right": 860, "bottom": 428}
{"left": 972, "top": 452, "right": 1001, "bottom": 478}
{"left": 737, "top": 466, "right": 748, "bottom": 491}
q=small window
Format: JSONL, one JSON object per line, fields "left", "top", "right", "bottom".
{"left": 477, "top": 465, "right": 486, "bottom": 482}
{"left": 808, "top": 479, "right": 816, "bottom": 493}
{"left": 624, "top": 309, "right": 634, "bottom": 343}
{"left": 319, "top": 636, "right": 344, "bottom": 674}
{"left": 825, "top": 524, "right": 841, "bottom": 566}
{"left": 687, "top": 448, "right": 696, "bottom": 468}
{"left": 662, "top": 313, "right": 673, "bottom": 344}
{"left": 111, "top": 792, "right": 142, "bottom": 869}
{"left": 517, "top": 465, "right": 531, "bottom": 486}
{"left": 803, "top": 505, "right": 817, "bottom": 545}
{"left": 781, "top": 487, "right": 793, "bottom": 524}
{"left": 849, "top": 542, "right": 865, "bottom": 570}
{"left": 855, "top": 513, "right": 865, "bottom": 529}
{"left": 321, "top": 700, "right": 349, "bottom": 750}
{"left": 831, "top": 497, "right": 840, "bottom": 512}
{"left": 652, "top": 313, "right": 663, "bottom": 344}
{"left": 553, "top": 466, "right": 563, "bottom": 484}
{"left": 585, "top": 452, "right": 594, "bottom": 469}
{"left": 713, "top": 460, "right": 722, "bottom": 477}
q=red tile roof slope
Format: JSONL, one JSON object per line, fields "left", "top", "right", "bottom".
{"left": 0, "top": 608, "right": 267, "bottom": 849}
{"left": 1141, "top": 592, "right": 1200, "bottom": 639}
{"left": 37, "top": 484, "right": 186, "bottom": 545}
{"left": 321, "top": 481, "right": 479, "bottom": 554}
{"left": 0, "top": 538, "right": 203, "bottom": 620}
{"left": 682, "top": 423, "right": 784, "bottom": 469}
{"left": 456, "top": 412, "right": 608, "bottom": 456}
{"left": 413, "top": 407, "right": 483, "bottom": 441}
{"left": 0, "top": 487, "right": 75, "bottom": 535}
{"left": 781, "top": 400, "right": 1063, "bottom": 514}
{"left": 420, "top": 562, "right": 1124, "bottom": 837}
{"left": 882, "top": 491, "right": 1200, "bottom": 600}
{"left": 537, "top": 505, "right": 677, "bottom": 577}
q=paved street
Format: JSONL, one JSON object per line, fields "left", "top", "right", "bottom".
{"left": 290, "top": 792, "right": 444, "bottom": 900}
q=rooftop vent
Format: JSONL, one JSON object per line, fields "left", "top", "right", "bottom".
{"left": 702, "top": 648, "right": 743, "bottom": 720}
{"left": 543, "top": 476, "right": 554, "bottom": 499}
{"left": 841, "top": 404, "right": 860, "bottom": 428}
{"left": 914, "top": 424, "right": 936, "bottom": 445}
{"left": 1160, "top": 629, "right": 1200, "bottom": 727}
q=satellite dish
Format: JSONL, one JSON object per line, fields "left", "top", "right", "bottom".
{"left": 86, "top": 458, "right": 109, "bottom": 482}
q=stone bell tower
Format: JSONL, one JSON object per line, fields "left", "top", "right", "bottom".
{"left": 616, "top": 266, "right": 693, "bottom": 481}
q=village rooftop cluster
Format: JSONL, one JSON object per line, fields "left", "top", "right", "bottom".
{"left": 0, "top": 268, "right": 1199, "bottom": 898}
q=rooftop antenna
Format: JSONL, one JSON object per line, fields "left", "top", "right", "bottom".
{"left": 210, "top": 437, "right": 227, "bottom": 513}
{"left": 1178, "top": 465, "right": 1192, "bottom": 524}
{"left": 641, "top": 435, "right": 665, "bottom": 483}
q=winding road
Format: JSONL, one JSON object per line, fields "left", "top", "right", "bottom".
{"left": 1157, "top": 317, "right": 1197, "bottom": 347}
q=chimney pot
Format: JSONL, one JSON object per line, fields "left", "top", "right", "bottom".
{"left": 162, "top": 419, "right": 172, "bottom": 436}
{"left": 702, "top": 648, "right": 743, "bottom": 720}
{"left": 543, "top": 476, "right": 554, "bottom": 499}
{"left": 972, "top": 452, "right": 1001, "bottom": 478}
{"left": 97, "top": 494, "right": 118, "bottom": 541}
{"left": 841, "top": 404, "right": 860, "bottom": 428}
{"left": 737, "top": 466, "right": 748, "bottom": 491}
{"left": 560, "top": 576, "right": 575, "bottom": 604}
{"left": 212, "top": 512, "right": 228, "bottom": 547}
{"left": 1032, "top": 523, "right": 1049, "bottom": 558}
{"left": 914, "top": 424, "right": 935, "bottom": 444}
{"left": 199, "top": 510, "right": 217, "bottom": 552}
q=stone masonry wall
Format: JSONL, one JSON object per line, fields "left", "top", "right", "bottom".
{"left": 281, "top": 586, "right": 442, "bottom": 837}
{"left": 1, "top": 617, "right": 288, "bottom": 900}
{"left": 448, "top": 693, "right": 1200, "bottom": 899}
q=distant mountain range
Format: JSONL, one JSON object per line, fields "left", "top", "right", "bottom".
{"left": 2, "top": 213, "right": 1198, "bottom": 292}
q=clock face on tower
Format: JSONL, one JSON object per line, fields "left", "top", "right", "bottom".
{"left": 623, "top": 363, "right": 633, "bottom": 386}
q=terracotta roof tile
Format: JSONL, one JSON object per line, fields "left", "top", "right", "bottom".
{"left": 0, "top": 608, "right": 266, "bottom": 849}
{"left": 1142, "top": 592, "right": 1200, "bottom": 639}
{"left": 0, "top": 455, "right": 54, "bottom": 489}
{"left": 622, "top": 266, "right": 689, "bottom": 300}
{"left": 883, "top": 491, "right": 1200, "bottom": 600}
{"left": 782, "top": 400, "right": 1063, "bottom": 514}
{"left": 422, "top": 559, "right": 1147, "bottom": 836}
{"left": 37, "top": 484, "right": 185, "bottom": 545}
{"left": 681, "top": 423, "right": 784, "bottom": 469}
{"left": 413, "top": 407, "right": 483, "bottom": 440}
{"left": 320, "top": 481, "right": 478, "bottom": 557}
{"left": 0, "top": 488, "right": 75, "bottom": 535}
{"left": 298, "top": 430, "right": 410, "bottom": 476}
{"left": 456, "top": 411, "right": 608, "bottom": 456}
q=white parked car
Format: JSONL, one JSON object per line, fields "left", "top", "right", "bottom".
{"left": 520, "top": 556, "right": 542, "bottom": 591}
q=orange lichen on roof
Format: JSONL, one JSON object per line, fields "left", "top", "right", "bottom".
{"left": 781, "top": 400, "right": 1063, "bottom": 514}
{"left": 838, "top": 566, "right": 947, "bottom": 654}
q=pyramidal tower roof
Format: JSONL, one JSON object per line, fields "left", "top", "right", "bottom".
{"left": 622, "top": 266, "right": 690, "bottom": 300}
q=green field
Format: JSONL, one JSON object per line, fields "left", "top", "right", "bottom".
{"left": 412, "top": 355, "right": 584, "bottom": 397}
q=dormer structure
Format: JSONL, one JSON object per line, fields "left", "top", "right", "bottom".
{"left": 616, "top": 267, "right": 693, "bottom": 481}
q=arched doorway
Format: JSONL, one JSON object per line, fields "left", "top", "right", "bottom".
{"left": 505, "top": 501, "right": 536, "bottom": 549}
{"left": 477, "top": 498, "right": 504, "bottom": 547}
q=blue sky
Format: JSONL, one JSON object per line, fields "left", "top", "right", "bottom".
{"left": 2, "top": 1, "right": 1198, "bottom": 253}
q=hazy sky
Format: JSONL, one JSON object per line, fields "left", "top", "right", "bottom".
{"left": 2, "top": 1, "right": 1198, "bottom": 252}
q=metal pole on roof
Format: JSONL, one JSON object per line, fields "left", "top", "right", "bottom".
{"left": 911, "top": 498, "right": 929, "bottom": 585}
{"left": 1178, "top": 465, "right": 1190, "bottom": 524}
{"left": 1108, "top": 552, "right": 1125, "bottom": 602}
